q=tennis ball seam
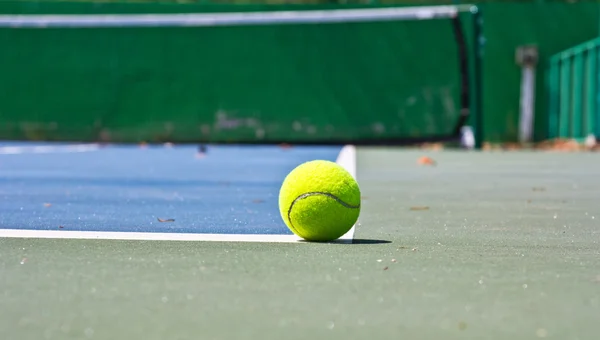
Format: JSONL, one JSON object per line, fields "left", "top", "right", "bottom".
{"left": 287, "top": 191, "right": 360, "bottom": 236}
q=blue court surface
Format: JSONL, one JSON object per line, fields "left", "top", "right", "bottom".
{"left": 0, "top": 142, "right": 354, "bottom": 241}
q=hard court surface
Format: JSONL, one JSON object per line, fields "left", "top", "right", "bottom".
{"left": 0, "top": 142, "right": 598, "bottom": 340}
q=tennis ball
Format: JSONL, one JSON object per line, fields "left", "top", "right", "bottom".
{"left": 278, "top": 160, "right": 361, "bottom": 242}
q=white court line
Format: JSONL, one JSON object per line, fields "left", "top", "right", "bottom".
{"left": 0, "top": 145, "right": 358, "bottom": 243}
{"left": 0, "top": 144, "right": 100, "bottom": 154}
{"left": 0, "top": 229, "right": 353, "bottom": 243}
{"left": 335, "top": 144, "right": 358, "bottom": 241}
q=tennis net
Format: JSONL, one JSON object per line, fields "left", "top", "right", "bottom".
{"left": 0, "top": 5, "right": 483, "bottom": 146}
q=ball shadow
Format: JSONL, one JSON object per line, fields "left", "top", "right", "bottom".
{"left": 297, "top": 238, "right": 391, "bottom": 245}
{"left": 350, "top": 239, "right": 392, "bottom": 244}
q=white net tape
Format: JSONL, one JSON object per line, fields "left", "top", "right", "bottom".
{"left": 0, "top": 5, "right": 475, "bottom": 28}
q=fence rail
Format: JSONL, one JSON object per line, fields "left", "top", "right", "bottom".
{"left": 548, "top": 37, "right": 600, "bottom": 140}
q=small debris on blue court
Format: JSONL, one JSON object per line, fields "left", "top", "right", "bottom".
{"left": 252, "top": 199, "right": 265, "bottom": 204}
{"left": 195, "top": 145, "right": 207, "bottom": 158}
{"left": 43, "top": 203, "right": 52, "bottom": 207}
{"left": 157, "top": 218, "right": 175, "bottom": 223}
{"left": 59, "top": 225, "right": 64, "bottom": 229}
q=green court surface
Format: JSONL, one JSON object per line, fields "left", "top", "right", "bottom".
{"left": 1, "top": 148, "right": 599, "bottom": 339}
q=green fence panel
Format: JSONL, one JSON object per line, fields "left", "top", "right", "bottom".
{"left": 0, "top": 1, "right": 480, "bottom": 144}
{"left": 547, "top": 37, "right": 600, "bottom": 140}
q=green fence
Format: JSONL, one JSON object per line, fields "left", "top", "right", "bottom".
{"left": 547, "top": 37, "right": 600, "bottom": 140}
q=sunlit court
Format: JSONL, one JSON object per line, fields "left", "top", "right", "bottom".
{"left": 1, "top": 1, "right": 599, "bottom": 339}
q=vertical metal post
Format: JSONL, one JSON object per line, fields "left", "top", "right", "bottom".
{"left": 597, "top": 44, "right": 600, "bottom": 137}
{"left": 548, "top": 56, "right": 560, "bottom": 139}
{"left": 585, "top": 44, "right": 597, "bottom": 136}
{"left": 470, "top": 6, "right": 484, "bottom": 149}
{"left": 572, "top": 51, "right": 584, "bottom": 137}
{"left": 516, "top": 45, "right": 538, "bottom": 144}
{"left": 559, "top": 54, "right": 572, "bottom": 138}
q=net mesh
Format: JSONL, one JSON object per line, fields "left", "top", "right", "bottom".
{"left": 0, "top": 5, "right": 479, "bottom": 144}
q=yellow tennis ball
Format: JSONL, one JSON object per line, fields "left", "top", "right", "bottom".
{"left": 278, "top": 160, "right": 361, "bottom": 242}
